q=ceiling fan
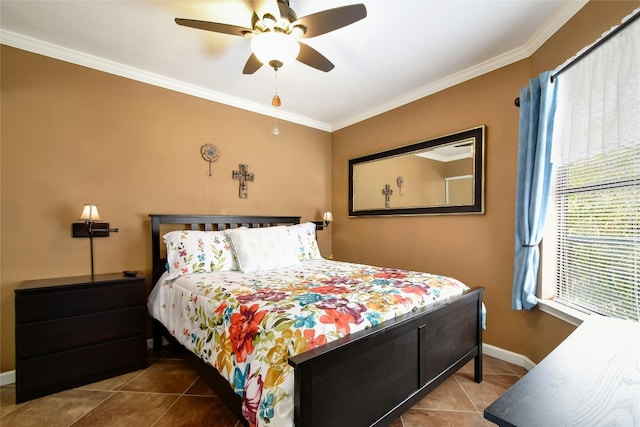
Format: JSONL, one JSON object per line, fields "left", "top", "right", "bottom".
{"left": 175, "top": 0, "right": 367, "bottom": 74}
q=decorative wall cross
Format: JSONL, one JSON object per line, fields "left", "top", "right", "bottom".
{"left": 382, "top": 184, "right": 393, "bottom": 208}
{"left": 232, "top": 164, "right": 254, "bottom": 199}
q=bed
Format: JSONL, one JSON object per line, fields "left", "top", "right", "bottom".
{"left": 148, "top": 214, "right": 484, "bottom": 427}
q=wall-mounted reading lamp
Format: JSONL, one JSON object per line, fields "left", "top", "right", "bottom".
{"left": 313, "top": 211, "right": 333, "bottom": 231}
{"left": 323, "top": 211, "right": 333, "bottom": 227}
{"left": 72, "top": 204, "right": 118, "bottom": 277}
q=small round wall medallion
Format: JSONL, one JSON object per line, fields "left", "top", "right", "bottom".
{"left": 201, "top": 144, "right": 220, "bottom": 176}
{"left": 397, "top": 176, "right": 404, "bottom": 195}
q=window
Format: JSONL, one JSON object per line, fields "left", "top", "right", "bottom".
{"left": 539, "top": 9, "right": 639, "bottom": 322}
{"left": 546, "top": 147, "right": 639, "bottom": 321}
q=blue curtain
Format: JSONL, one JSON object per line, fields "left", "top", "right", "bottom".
{"left": 512, "top": 71, "right": 558, "bottom": 310}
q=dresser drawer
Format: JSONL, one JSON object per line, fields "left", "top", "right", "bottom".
{"left": 16, "top": 306, "right": 146, "bottom": 359}
{"left": 16, "top": 335, "right": 147, "bottom": 403}
{"left": 15, "top": 273, "right": 148, "bottom": 403}
{"left": 15, "top": 279, "right": 146, "bottom": 324}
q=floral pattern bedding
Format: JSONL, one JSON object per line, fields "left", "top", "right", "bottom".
{"left": 147, "top": 259, "right": 470, "bottom": 427}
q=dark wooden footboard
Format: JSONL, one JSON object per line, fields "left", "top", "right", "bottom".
{"left": 148, "top": 215, "right": 483, "bottom": 427}
{"left": 288, "top": 287, "right": 483, "bottom": 427}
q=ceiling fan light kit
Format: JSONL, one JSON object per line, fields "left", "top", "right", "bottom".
{"left": 250, "top": 31, "right": 300, "bottom": 70}
{"left": 175, "top": 0, "right": 367, "bottom": 74}
{"left": 176, "top": 0, "right": 366, "bottom": 134}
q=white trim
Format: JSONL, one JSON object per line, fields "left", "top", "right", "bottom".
{"left": 484, "top": 343, "right": 536, "bottom": 372}
{"left": 0, "top": 342, "right": 173, "bottom": 388}
{"left": 333, "top": 47, "right": 529, "bottom": 130}
{"left": 332, "top": 0, "right": 588, "bottom": 130}
{"left": 0, "top": 339, "right": 163, "bottom": 386}
{"left": 0, "top": 370, "right": 16, "bottom": 386}
{"left": 537, "top": 299, "right": 589, "bottom": 327}
{"left": 0, "top": 342, "right": 533, "bottom": 386}
{"left": 0, "top": 30, "right": 331, "bottom": 133}
{"left": 524, "top": 0, "right": 589, "bottom": 56}
{"left": 0, "top": 0, "right": 587, "bottom": 133}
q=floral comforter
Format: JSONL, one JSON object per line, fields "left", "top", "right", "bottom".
{"left": 148, "top": 259, "right": 470, "bottom": 427}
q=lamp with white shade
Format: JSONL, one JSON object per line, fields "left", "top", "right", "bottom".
{"left": 323, "top": 211, "right": 333, "bottom": 227}
{"left": 312, "top": 211, "right": 333, "bottom": 231}
{"left": 72, "top": 204, "right": 118, "bottom": 276}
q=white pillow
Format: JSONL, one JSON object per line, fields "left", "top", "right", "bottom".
{"left": 164, "top": 230, "right": 237, "bottom": 280}
{"left": 286, "top": 222, "right": 322, "bottom": 261}
{"left": 225, "top": 226, "right": 301, "bottom": 273}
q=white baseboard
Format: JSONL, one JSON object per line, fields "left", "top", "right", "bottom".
{"left": 0, "top": 338, "right": 167, "bottom": 387}
{"left": 0, "top": 342, "right": 534, "bottom": 386}
{"left": 484, "top": 343, "right": 536, "bottom": 371}
{"left": 1, "top": 370, "right": 16, "bottom": 386}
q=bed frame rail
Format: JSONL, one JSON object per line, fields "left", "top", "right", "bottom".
{"left": 289, "top": 287, "right": 483, "bottom": 426}
{"left": 148, "top": 214, "right": 483, "bottom": 427}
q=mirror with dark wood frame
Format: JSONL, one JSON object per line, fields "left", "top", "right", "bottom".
{"left": 349, "top": 126, "right": 485, "bottom": 216}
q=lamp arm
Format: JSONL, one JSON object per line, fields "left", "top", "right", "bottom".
{"left": 83, "top": 221, "right": 119, "bottom": 235}
{"left": 91, "top": 227, "right": 118, "bottom": 234}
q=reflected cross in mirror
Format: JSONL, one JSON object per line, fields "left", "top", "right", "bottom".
{"left": 382, "top": 184, "right": 393, "bottom": 208}
{"left": 348, "top": 125, "right": 485, "bottom": 216}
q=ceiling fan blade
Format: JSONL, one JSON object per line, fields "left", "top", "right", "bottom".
{"left": 297, "top": 42, "right": 334, "bottom": 72}
{"left": 277, "top": 0, "right": 297, "bottom": 24}
{"left": 175, "top": 18, "right": 252, "bottom": 37}
{"left": 242, "top": 53, "right": 263, "bottom": 74}
{"left": 294, "top": 4, "right": 366, "bottom": 38}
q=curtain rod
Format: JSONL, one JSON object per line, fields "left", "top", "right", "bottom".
{"left": 514, "top": 9, "right": 639, "bottom": 107}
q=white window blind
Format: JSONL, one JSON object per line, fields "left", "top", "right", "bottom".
{"left": 554, "top": 147, "right": 639, "bottom": 321}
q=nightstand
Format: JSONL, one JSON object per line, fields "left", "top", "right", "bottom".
{"left": 15, "top": 273, "right": 147, "bottom": 403}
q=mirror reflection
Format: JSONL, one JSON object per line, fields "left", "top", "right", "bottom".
{"left": 349, "top": 126, "right": 485, "bottom": 216}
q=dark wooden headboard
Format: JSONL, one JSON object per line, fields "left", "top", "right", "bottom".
{"left": 149, "top": 214, "right": 301, "bottom": 284}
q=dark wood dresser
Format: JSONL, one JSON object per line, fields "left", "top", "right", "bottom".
{"left": 484, "top": 316, "right": 640, "bottom": 426}
{"left": 15, "top": 273, "right": 147, "bottom": 403}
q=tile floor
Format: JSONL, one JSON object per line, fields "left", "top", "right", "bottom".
{"left": 0, "top": 347, "right": 526, "bottom": 427}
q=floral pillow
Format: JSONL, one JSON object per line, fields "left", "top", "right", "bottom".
{"left": 286, "top": 222, "right": 322, "bottom": 261}
{"left": 225, "top": 226, "right": 301, "bottom": 273}
{"left": 164, "top": 230, "right": 237, "bottom": 280}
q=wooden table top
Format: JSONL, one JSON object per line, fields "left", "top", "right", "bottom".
{"left": 484, "top": 316, "right": 640, "bottom": 426}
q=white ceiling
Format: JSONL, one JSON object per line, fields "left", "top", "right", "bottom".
{"left": 0, "top": 0, "right": 587, "bottom": 131}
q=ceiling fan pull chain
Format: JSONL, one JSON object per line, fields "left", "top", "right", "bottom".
{"left": 272, "top": 112, "right": 280, "bottom": 136}
{"left": 272, "top": 69, "right": 281, "bottom": 107}
{"left": 272, "top": 69, "right": 281, "bottom": 135}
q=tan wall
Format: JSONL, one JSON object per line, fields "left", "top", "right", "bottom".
{"left": 0, "top": 46, "right": 332, "bottom": 372}
{"left": 331, "top": 0, "right": 639, "bottom": 363}
{"left": 1, "top": 0, "right": 637, "bottom": 374}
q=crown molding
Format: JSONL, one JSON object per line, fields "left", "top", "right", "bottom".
{"left": 1, "top": 0, "right": 586, "bottom": 133}
{"left": 332, "top": 44, "right": 530, "bottom": 131}
{"left": 0, "top": 29, "right": 331, "bottom": 132}
{"left": 332, "top": 0, "right": 588, "bottom": 131}
{"left": 524, "top": 0, "right": 589, "bottom": 56}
